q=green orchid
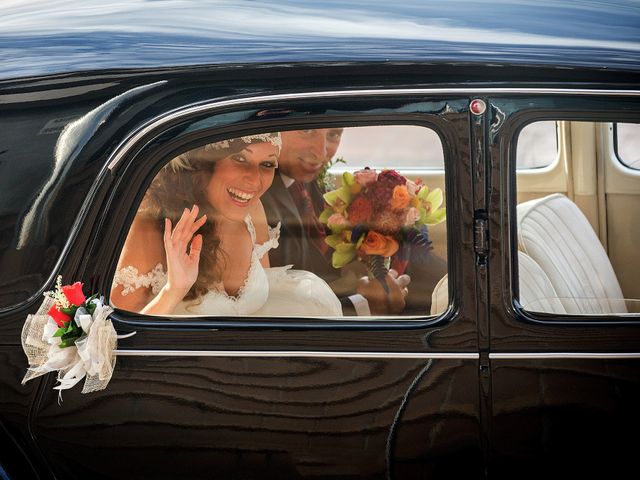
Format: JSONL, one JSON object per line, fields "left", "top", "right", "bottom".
{"left": 332, "top": 245, "right": 356, "bottom": 268}
{"left": 418, "top": 188, "right": 446, "bottom": 225}
{"left": 326, "top": 231, "right": 357, "bottom": 267}
{"left": 322, "top": 172, "right": 355, "bottom": 210}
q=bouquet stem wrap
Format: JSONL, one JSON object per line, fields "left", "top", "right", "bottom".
{"left": 21, "top": 296, "right": 119, "bottom": 394}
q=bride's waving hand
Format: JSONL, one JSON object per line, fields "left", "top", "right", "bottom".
{"left": 142, "top": 206, "right": 206, "bottom": 314}
{"left": 162, "top": 206, "right": 206, "bottom": 299}
{"left": 110, "top": 205, "right": 206, "bottom": 314}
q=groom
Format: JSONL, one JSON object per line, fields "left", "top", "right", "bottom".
{"left": 262, "top": 128, "right": 444, "bottom": 315}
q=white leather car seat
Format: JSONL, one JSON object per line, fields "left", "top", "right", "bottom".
{"left": 430, "top": 251, "right": 565, "bottom": 316}
{"left": 517, "top": 193, "right": 626, "bottom": 314}
{"left": 430, "top": 274, "right": 449, "bottom": 316}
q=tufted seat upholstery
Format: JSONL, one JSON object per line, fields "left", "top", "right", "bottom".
{"left": 430, "top": 251, "right": 565, "bottom": 316}
{"left": 516, "top": 193, "right": 626, "bottom": 314}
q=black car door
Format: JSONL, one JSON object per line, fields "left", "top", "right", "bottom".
{"left": 486, "top": 91, "right": 640, "bottom": 479}
{"left": 26, "top": 89, "right": 485, "bottom": 479}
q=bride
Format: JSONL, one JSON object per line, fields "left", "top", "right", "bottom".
{"left": 111, "top": 133, "right": 342, "bottom": 317}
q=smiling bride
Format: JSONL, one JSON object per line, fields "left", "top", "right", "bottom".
{"left": 111, "top": 133, "right": 341, "bottom": 317}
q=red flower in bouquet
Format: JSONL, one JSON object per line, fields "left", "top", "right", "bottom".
{"left": 47, "top": 304, "right": 70, "bottom": 328}
{"left": 348, "top": 196, "right": 374, "bottom": 224}
{"left": 62, "top": 282, "right": 86, "bottom": 306}
{"left": 377, "top": 169, "right": 406, "bottom": 186}
{"left": 43, "top": 276, "right": 99, "bottom": 348}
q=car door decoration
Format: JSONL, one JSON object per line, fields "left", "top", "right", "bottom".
{"left": 320, "top": 168, "right": 446, "bottom": 289}
{"left": 21, "top": 277, "right": 134, "bottom": 398}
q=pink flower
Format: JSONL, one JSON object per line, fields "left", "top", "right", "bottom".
{"left": 404, "top": 207, "right": 420, "bottom": 226}
{"left": 353, "top": 168, "right": 378, "bottom": 187}
{"left": 327, "top": 213, "right": 348, "bottom": 227}
{"left": 405, "top": 179, "right": 419, "bottom": 196}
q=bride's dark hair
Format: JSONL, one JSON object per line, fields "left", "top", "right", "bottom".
{"left": 140, "top": 150, "right": 224, "bottom": 302}
{"left": 139, "top": 133, "right": 281, "bottom": 302}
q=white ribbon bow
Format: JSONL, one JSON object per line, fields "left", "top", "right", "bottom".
{"left": 21, "top": 296, "right": 135, "bottom": 400}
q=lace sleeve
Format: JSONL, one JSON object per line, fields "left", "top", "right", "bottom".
{"left": 112, "top": 263, "right": 167, "bottom": 296}
{"left": 254, "top": 222, "right": 281, "bottom": 260}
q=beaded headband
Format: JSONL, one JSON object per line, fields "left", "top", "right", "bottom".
{"left": 169, "top": 133, "right": 281, "bottom": 172}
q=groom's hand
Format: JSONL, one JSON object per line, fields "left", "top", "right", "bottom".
{"left": 356, "top": 269, "right": 411, "bottom": 315}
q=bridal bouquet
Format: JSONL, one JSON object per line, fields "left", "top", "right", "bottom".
{"left": 21, "top": 276, "right": 130, "bottom": 397}
{"left": 319, "top": 168, "right": 446, "bottom": 289}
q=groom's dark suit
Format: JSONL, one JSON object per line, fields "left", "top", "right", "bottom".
{"left": 262, "top": 171, "right": 447, "bottom": 315}
{"left": 261, "top": 172, "right": 339, "bottom": 283}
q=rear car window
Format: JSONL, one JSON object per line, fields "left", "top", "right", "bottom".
{"left": 514, "top": 119, "right": 640, "bottom": 317}
{"left": 615, "top": 122, "right": 640, "bottom": 169}
{"left": 516, "top": 121, "right": 558, "bottom": 170}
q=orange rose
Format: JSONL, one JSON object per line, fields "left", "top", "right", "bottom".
{"left": 360, "top": 231, "right": 399, "bottom": 257}
{"left": 390, "top": 185, "right": 410, "bottom": 210}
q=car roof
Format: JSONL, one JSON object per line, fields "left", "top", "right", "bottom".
{"left": 2, "top": 0, "right": 640, "bottom": 80}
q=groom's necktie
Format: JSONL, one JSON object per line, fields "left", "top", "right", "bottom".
{"left": 290, "top": 181, "right": 329, "bottom": 255}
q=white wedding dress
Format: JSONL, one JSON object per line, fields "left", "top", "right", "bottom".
{"left": 113, "top": 215, "right": 342, "bottom": 317}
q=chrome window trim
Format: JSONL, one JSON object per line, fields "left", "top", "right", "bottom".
{"left": 113, "top": 350, "right": 640, "bottom": 359}
{"left": 490, "top": 352, "right": 640, "bottom": 359}
{"left": 106, "top": 87, "right": 640, "bottom": 171}
{"left": 114, "top": 350, "right": 479, "bottom": 359}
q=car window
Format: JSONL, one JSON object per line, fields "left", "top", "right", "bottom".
{"left": 515, "top": 120, "right": 640, "bottom": 317}
{"left": 614, "top": 123, "right": 640, "bottom": 169}
{"left": 516, "top": 121, "right": 558, "bottom": 170}
{"left": 109, "top": 125, "right": 449, "bottom": 318}
{"left": 331, "top": 125, "right": 444, "bottom": 170}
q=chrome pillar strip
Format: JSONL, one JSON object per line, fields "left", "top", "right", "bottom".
{"left": 490, "top": 352, "right": 640, "bottom": 359}
{"left": 114, "top": 350, "right": 479, "bottom": 359}
{"left": 107, "top": 87, "right": 640, "bottom": 170}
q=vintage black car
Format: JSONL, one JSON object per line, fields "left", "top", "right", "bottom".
{"left": 2, "top": 1, "right": 640, "bottom": 479}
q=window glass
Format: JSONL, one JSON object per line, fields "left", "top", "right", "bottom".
{"left": 615, "top": 123, "right": 640, "bottom": 169}
{"left": 111, "top": 126, "right": 448, "bottom": 318}
{"left": 515, "top": 120, "right": 639, "bottom": 317}
{"left": 332, "top": 125, "right": 444, "bottom": 171}
{"left": 516, "top": 121, "right": 558, "bottom": 169}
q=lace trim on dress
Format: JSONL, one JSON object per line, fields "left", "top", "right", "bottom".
{"left": 244, "top": 214, "right": 258, "bottom": 243}
{"left": 254, "top": 222, "right": 281, "bottom": 260}
{"left": 214, "top": 219, "right": 281, "bottom": 301}
{"left": 244, "top": 214, "right": 281, "bottom": 260}
{"left": 112, "top": 263, "right": 167, "bottom": 296}
{"left": 209, "top": 256, "right": 258, "bottom": 303}
{"left": 112, "top": 216, "right": 280, "bottom": 301}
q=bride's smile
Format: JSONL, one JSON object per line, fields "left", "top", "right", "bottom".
{"left": 226, "top": 187, "right": 256, "bottom": 204}
{"left": 206, "top": 142, "right": 279, "bottom": 222}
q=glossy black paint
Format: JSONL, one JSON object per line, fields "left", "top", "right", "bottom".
{"left": 1, "top": 2, "right": 640, "bottom": 479}
{"left": 487, "top": 95, "right": 640, "bottom": 478}
{"left": 31, "top": 357, "right": 480, "bottom": 479}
